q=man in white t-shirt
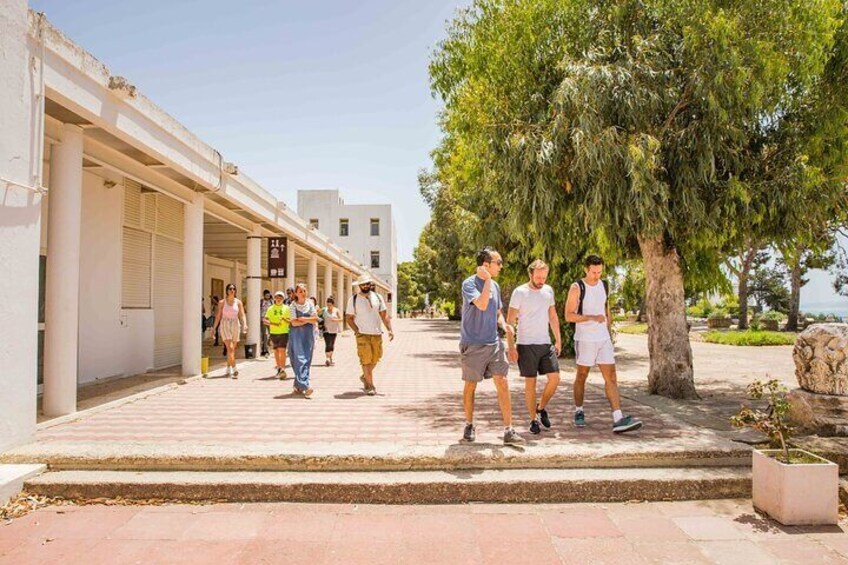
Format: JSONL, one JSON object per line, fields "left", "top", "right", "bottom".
{"left": 506, "top": 260, "right": 562, "bottom": 435}
{"left": 346, "top": 274, "right": 394, "bottom": 396}
{"left": 565, "top": 255, "right": 642, "bottom": 434}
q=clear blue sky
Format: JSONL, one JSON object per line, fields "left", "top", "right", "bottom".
{"left": 30, "top": 0, "right": 468, "bottom": 262}
{"left": 28, "top": 0, "right": 847, "bottom": 314}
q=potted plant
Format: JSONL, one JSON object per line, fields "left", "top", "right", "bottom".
{"left": 731, "top": 379, "right": 838, "bottom": 525}
{"left": 760, "top": 310, "right": 784, "bottom": 332}
{"left": 707, "top": 309, "right": 732, "bottom": 329}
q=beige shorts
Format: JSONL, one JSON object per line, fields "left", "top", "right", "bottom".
{"left": 356, "top": 334, "right": 383, "bottom": 366}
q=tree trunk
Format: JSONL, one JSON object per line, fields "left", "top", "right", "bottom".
{"left": 639, "top": 236, "right": 698, "bottom": 399}
{"left": 786, "top": 258, "right": 802, "bottom": 332}
{"left": 736, "top": 244, "right": 758, "bottom": 330}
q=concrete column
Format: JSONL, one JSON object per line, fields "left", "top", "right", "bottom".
{"left": 324, "top": 263, "right": 333, "bottom": 303}
{"left": 246, "top": 228, "right": 262, "bottom": 349}
{"left": 43, "top": 123, "right": 84, "bottom": 417}
{"left": 181, "top": 194, "right": 204, "bottom": 375}
{"left": 0, "top": 0, "right": 40, "bottom": 450}
{"left": 308, "top": 253, "right": 318, "bottom": 299}
{"left": 345, "top": 272, "right": 352, "bottom": 308}
{"left": 336, "top": 266, "right": 344, "bottom": 308}
{"left": 286, "top": 240, "right": 296, "bottom": 290}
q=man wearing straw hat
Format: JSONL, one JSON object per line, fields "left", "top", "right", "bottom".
{"left": 346, "top": 274, "right": 394, "bottom": 396}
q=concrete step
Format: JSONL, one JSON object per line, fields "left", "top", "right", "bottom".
{"left": 25, "top": 467, "right": 751, "bottom": 504}
{"left": 1, "top": 441, "right": 752, "bottom": 472}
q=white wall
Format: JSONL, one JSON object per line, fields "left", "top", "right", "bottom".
{"left": 297, "top": 189, "right": 397, "bottom": 316}
{"left": 0, "top": 0, "right": 40, "bottom": 451}
{"left": 40, "top": 172, "right": 157, "bottom": 384}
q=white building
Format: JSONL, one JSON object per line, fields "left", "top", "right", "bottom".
{"left": 298, "top": 190, "right": 398, "bottom": 317}
{"left": 0, "top": 2, "right": 390, "bottom": 452}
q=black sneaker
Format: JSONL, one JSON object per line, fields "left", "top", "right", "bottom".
{"left": 463, "top": 423, "right": 476, "bottom": 442}
{"left": 503, "top": 428, "right": 526, "bottom": 445}
{"left": 529, "top": 419, "right": 541, "bottom": 435}
{"left": 537, "top": 405, "right": 551, "bottom": 429}
{"left": 613, "top": 415, "right": 643, "bottom": 434}
{"left": 574, "top": 410, "right": 586, "bottom": 428}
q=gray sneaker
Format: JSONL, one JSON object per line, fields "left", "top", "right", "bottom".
{"left": 366, "top": 386, "right": 377, "bottom": 396}
{"left": 503, "top": 428, "right": 526, "bottom": 445}
{"left": 463, "top": 423, "right": 476, "bottom": 442}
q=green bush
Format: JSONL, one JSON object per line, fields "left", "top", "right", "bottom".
{"left": 687, "top": 297, "right": 713, "bottom": 318}
{"left": 707, "top": 308, "right": 729, "bottom": 320}
{"left": 761, "top": 310, "right": 786, "bottom": 321}
{"left": 717, "top": 294, "right": 741, "bottom": 318}
{"left": 702, "top": 330, "right": 796, "bottom": 346}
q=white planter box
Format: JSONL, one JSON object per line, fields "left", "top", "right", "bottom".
{"left": 752, "top": 448, "right": 839, "bottom": 525}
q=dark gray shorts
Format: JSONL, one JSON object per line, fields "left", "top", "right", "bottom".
{"left": 460, "top": 340, "right": 509, "bottom": 382}
{"left": 517, "top": 344, "right": 560, "bottom": 377}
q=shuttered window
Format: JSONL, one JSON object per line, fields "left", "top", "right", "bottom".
{"left": 153, "top": 234, "right": 183, "bottom": 368}
{"left": 122, "top": 227, "right": 152, "bottom": 308}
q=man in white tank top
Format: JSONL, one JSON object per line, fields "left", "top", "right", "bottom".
{"left": 564, "top": 255, "right": 642, "bottom": 434}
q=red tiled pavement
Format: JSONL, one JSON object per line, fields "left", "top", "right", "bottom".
{"left": 1, "top": 499, "right": 845, "bottom": 564}
{"left": 30, "top": 320, "right": 730, "bottom": 450}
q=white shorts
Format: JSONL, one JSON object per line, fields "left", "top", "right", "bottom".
{"left": 575, "top": 339, "right": 615, "bottom": 367}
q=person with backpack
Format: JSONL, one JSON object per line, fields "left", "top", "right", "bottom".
{"left": 345, "top": 275, "right": 394, "bottom": 396}
{"left": 564, "top": 255, "right": 642, "bottom": 434}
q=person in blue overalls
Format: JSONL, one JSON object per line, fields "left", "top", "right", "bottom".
{"left": 288, "top": 283, "right": 319, "bottom": 397}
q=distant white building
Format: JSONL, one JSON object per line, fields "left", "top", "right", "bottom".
{"left": 298, "top": 189, "right": 397, "bottom": 317}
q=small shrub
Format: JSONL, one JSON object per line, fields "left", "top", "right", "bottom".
{"left": 707, "top": 308, "right": 729, "bottom": 320}
{"left": 761, "top": 310, "right": 786, "bottom": 322}
{"left": 731, "top": 379, "right": 792, "bottom": 463}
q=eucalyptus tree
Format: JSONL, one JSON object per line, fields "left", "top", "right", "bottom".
{"left": 430, "top": 0, "right": 844, "bottom": 398}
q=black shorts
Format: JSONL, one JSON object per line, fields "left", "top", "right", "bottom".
{"left": 517, "top": 344, "right": 560, "bottom": 377}
{"left": 270, "top": 333, "right": 289, "bottom": 349}
{"left": 324, "top": 332, "right": 337, "bottom": 352}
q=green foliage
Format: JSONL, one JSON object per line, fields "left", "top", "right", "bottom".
{"left": 717, "top": 294, "right": 741, "bottom": 319}
{"left": 686, "top": 297, "right": 714, "bottom": 319}
{"left": 704, "top": 330, "right": 796, "bottom": 346}
{"left": 707, "top": 309, "right": 729, "bottom": 320}
{"left": 761, "top": 310, "right": 786, "bottom": 322}
{"left": 619, "top": 263, "right": 645, "bottom": 314}
{"left": 731, "top": 379, "right": 794, "bottom": 462}
{"left": 397, "top": 261, "right": 426, "bottom": 314}
{"left": 430, "top": 0, "right": 844, "bottom": 279}
{"left": 749, "top": 265, "right": 791, "bottom": 313}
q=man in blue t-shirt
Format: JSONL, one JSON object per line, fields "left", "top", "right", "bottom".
{"left": 460, "top": 247, "right": 524, "bottom": 445}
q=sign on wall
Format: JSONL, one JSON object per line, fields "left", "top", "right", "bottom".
{"left": 268, "top": 237, "right": 287, "bottom": 278}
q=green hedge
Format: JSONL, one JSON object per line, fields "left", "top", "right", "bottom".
{"left": 702, "top": 330, "right": 796, "bottom": 346}
{"left": 617, "top": 323, "right": 648, "bottom": 335}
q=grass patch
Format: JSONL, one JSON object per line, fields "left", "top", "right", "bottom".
{"left": 617, "top": 323, "right": 648, "bottom": 335}
{"left": 702, "top": 330, "right": 796, "bottom": 346}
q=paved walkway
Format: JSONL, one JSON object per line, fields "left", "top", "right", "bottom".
{"left": 1, "top": 499, "right": 846, "bottom": 564}
{"left": 17, "top": 319, "right": 773, "bottom": 452}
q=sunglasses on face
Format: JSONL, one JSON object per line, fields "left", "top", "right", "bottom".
{"left": 487, "top": 260, "right": 503, "bottom": 266}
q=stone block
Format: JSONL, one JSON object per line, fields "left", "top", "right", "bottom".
{"left": 788, "top": 388, "right": 848, "bottom": 437}
{"left": 793, "top": 323, "right": 848, "bottom": 395}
